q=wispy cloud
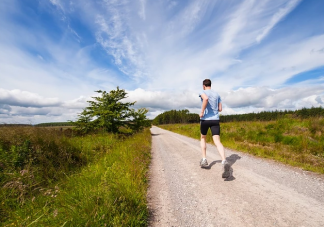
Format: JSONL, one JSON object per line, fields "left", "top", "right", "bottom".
{"left": 138, "top": 0, "right": 146, "bottom": 20}
{"left": 256, "top": 0, "right": 301, "bottom": 43}
{"left": 93, "top": 0, "right": 149, "bottom": 79}
{"left": 49, "top": 0, "right": 65, "bottom": 12}
{"left": 221, "top": 34, "right": 324, "bottom": 90}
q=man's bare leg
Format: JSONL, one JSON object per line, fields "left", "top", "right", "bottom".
{"left": 212, "top": 135, "right": 226, "bottom": 162}
{"left": 200, "top": 134, "right": 207, "bottom": 158}
{"left": 213, "top": 135, "right": 230, "bottom": 178}
{"left": 200, "top": 135, "right": 209, "bottom": 167}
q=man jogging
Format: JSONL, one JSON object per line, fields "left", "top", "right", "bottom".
{"left": 199, "top": 79, "right": 230, "bottom": 178}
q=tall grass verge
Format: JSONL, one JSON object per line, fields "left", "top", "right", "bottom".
{"left": 0, "top": 126, "right": 151, "bottom": 226}
{"left": 159, "top": 117, "right": 324, "bottom": 174}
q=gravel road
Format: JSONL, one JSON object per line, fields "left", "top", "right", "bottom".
{"left": 147, "top": 126, "right": 324, "bottom": 227}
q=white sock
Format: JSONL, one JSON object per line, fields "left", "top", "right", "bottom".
{"left": 222, "top": 160, "right": 226, "bottom": 164}
{"left": 202, "top": 158, "right": 206, "bottom": 161}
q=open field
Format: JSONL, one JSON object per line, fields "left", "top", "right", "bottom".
{"left": 0, "top": 126, "right": 151, "bottom": 226}
{"left": 159, "top": 117, "right": 324, "bottom": 174}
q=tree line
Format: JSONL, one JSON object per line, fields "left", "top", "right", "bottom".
{"left": 152, "top": 109, "right": 200, "bottom": 125}
{"left": 152, "top": 107, "right": 324, "bottom": 125}
{"left": 221, "top": 107, "right": 324, "bottom": 122}
{"left": 0, "top": 124, "right": 31, "bottom": 127}
{"left": 35, "top": 122, "right": 74, "bottom": 127}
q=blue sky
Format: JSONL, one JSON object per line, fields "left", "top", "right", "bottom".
{"left": 1, "top": 0, "right": 324, "bottom": 123}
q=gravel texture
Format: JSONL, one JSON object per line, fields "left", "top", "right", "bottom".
{"left": 147, "top": 126, "right": 324, "bottom": 227}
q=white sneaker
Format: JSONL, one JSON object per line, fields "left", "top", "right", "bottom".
{"left": 200, "top": 159, "right": 208, "bottom": 168}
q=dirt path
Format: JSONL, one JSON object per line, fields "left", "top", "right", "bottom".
{"left": 147, "top": 126, "right": 324, "bottom": 227}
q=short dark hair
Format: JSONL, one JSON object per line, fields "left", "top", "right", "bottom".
{"left": 203, "top": 79, "right": 211, "bottom": 87}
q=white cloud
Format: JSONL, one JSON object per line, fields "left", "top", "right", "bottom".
{"left": 62, "top": 96, "right": 89, "bottom": 109}
{"left": 125, "top": 88, "right": 200, "bottom": 110}
{"left": 1, "top": 83, "right": 323, "bottom": 123}
{"left": 0, "top": 89, "right": 62, "bottom": 107}
{"left": 125, "top": 85, "right": 324, "bottom": 118}
{"left": 9, "top": 106, "right": 58, "bottom": 116}
{"left": 222, "top": 85, "right": 324, "bottom": 109}
{"left": 0, "top": 88, "right": 88, "bottom": 123}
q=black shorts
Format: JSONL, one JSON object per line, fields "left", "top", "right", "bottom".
{"left": 200, "top": 120, "right": 220, "bottom": 136}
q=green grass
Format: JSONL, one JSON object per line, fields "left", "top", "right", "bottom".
{"left": 0, "top": 126, "right": 151, "bottom": 226}
{"left": 158, "top": 117, "right": 324, "bottom": 174}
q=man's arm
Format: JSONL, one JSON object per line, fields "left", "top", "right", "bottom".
{"left": 218, "top": 102, "right": 222, "bottom": 112}
{"left": 199, "top": 93, "right": 208, "bottom": 118}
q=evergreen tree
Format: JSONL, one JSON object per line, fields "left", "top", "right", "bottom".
{"left": 74, "top": 87, "right": 150, "bottom": 133}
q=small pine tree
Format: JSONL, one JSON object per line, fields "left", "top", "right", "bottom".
{"left": 74, "top": 87, "right": 150, "bottom": 133}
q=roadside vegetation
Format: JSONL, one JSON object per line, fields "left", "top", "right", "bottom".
{"left": 158, "top": 117, "right": 324, "bottom": 174}
{"left": 0, "top": 87, "right": 152, "bottom": 226}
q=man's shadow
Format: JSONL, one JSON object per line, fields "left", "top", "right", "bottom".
{"left": 204, "top": 160, "right": 221, "bottom": 169}
{"left": 204, "top": 154, "right": 241, "bottom": 181}
{"left": 224, "top": 154, "right": 241, "bottom": 181}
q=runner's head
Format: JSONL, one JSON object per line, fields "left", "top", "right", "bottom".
{"left": 203, "top": 79, "right": 211, "bottom": 88}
